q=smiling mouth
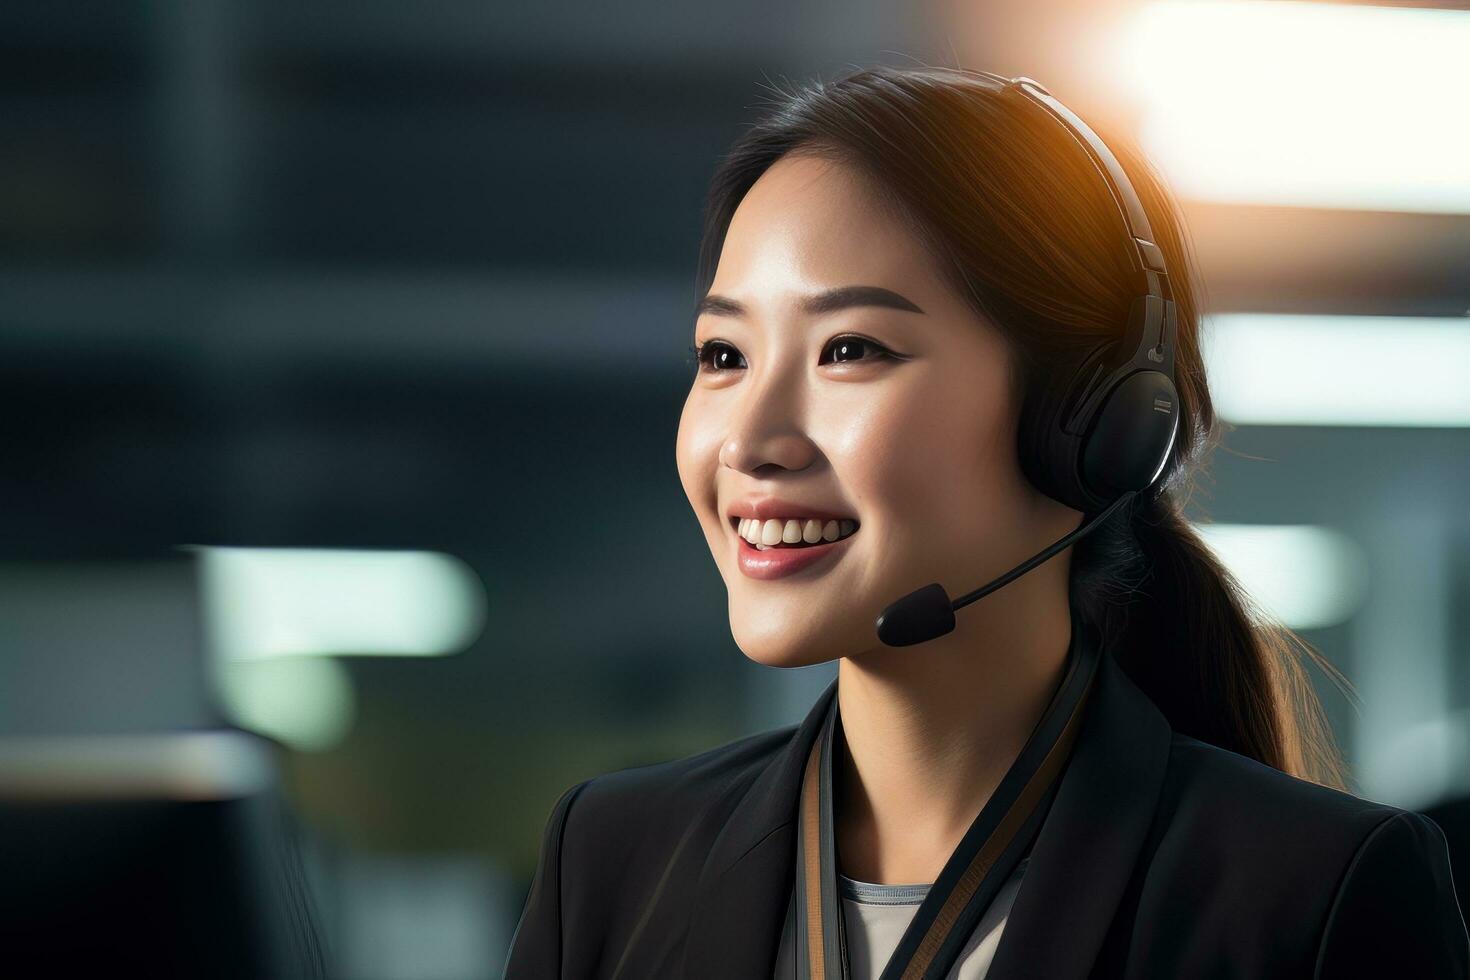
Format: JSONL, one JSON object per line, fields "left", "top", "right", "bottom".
{"left": 728, "top": 515, "right": 860, "bottom": 550}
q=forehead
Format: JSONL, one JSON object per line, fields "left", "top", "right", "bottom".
{"left": 711, "top": 152, "right": 950, "bottom": 300}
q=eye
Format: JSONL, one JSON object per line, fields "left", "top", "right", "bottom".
{"left": 820, "top": 335, "right": 899, "bottom": 366}
{"left": 688, "top": 341, "right": 745, "bottom": 374}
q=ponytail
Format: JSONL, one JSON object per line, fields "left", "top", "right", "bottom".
{"left": 1070, "top": 462, "right": 1353, "bottom": 791}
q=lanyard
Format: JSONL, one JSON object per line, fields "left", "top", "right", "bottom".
{"left": 789, "top": 620, "right": 1100, "bottom": 980}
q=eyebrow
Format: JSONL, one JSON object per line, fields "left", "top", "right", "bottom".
{"left": 695, "top": 284, "right": 926, "bottom": 319}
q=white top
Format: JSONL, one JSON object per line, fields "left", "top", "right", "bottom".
{"left": 772, "top": 857, "right": 1029, "bottom": 980}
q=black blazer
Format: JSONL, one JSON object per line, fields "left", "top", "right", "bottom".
{"left": 503, "top": 647, "right": 1470, "bottom": 978}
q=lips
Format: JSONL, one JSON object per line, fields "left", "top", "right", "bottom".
{"left": 721, "top": 494, "right": 860, "bottom": 580}
{"left": 732, "top": 520, "right": 857, "bottom": 580}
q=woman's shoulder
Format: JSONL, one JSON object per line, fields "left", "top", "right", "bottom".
{"left": 1159, "top": 729, "right": 1422, "bottom": 843}
{"left": 526, "top": 724, "right": 798, "bottom": 924}
{"left": 1152, "top": 732, "right": 1467, "bottom": 973}
{"left": 1154, "top": 729, "right": 1438, "bottom": 879}
{"left": 576, "top": 723, "right": 795, "bottom": 811}
{"left": 1158, "top": 731, "right": 1456, "bottom": 916}
{"left": 505, "top": 724, "right": 806, "bottom": 977}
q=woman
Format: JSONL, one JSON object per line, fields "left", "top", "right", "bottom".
{"left": 502, "top": 66, "right": 1468, "bottom": 978}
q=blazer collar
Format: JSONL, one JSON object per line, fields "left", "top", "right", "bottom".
{"left": 680, "top": 629, "right": 1174, "bottom": 980}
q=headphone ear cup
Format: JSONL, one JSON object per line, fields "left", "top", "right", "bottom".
{"left": 1018, "top": 340, "right": 1116, "bottom": 514}
{"left": 1080, "top": 371, "right": 1180, "bottom": 498}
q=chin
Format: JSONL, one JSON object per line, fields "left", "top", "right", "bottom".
{"left": 730, "top": 618, "right": 862, "bottom": 670}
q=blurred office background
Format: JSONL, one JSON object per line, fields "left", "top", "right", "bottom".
{"left": 1, "top": 1, "right": 1467, "bottom": 977}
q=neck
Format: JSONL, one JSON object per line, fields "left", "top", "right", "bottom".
{"left": 832, "top": 578, "right": 1074, "bottom": 885}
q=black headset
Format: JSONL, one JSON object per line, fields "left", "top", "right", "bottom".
{"left": 875, "top": 74, "right": 1181, "bottom": 647}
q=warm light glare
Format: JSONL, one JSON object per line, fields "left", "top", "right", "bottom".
{"left": 1203, "top": 313, "right": 1470, "bottom": 427}
{"left": 1193, "top": 523, "right": 1369, "bottom": 630}
{"left": 1118, "top": 1, "right": 1470, "bottom": 213}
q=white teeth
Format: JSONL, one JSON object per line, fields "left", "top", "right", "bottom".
{"left": 736, "top": 516, "right": 859, "bottom": 550}
{"left": 760, "top": 519, "right": 783, "bottom": 546}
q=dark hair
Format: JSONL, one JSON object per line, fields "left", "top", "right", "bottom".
{"left": 694, "top": 65, "right": 1351, "bottom": 790}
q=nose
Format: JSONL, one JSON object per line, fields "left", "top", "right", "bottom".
{"left": 717, "top": 368, "right": 818, "bottom": 476}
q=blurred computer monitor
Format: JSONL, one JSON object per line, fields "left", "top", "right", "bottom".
{"left": 0, "top": 554, "right": 325, "bottom": 978}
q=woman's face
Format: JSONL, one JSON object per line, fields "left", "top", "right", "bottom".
{"left": 676, "top": 151, "right": 1076, "bottom": 668}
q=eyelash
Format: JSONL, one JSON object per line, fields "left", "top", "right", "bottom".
{"left": 686, "top": 336, "right": 900, "bottom": 374}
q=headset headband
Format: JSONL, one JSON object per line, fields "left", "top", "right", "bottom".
{"left": 996, "top": 75, "right": 1172, "bottom": 299}
{"left": 978, "top": 71, "right": 1181, "bottom": 514}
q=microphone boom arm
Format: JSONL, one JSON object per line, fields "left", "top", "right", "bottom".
{"left": 875, "top": 490, "right": 1137, "bottom": 647}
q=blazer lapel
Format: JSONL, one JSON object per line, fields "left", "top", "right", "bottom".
{"left": 679, "top": 642, "right": 1173, "bottom": 980}
{"left": 984, "top": 647, "right": 1173, "bottom": 980}
{"left": 679, "top": 676, "right": 837, "bottom": 979}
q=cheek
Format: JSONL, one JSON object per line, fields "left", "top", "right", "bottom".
{"left": 839, "top": 371, "right": 1018, "bottom": 528}
{"left": 675, "top": 393, "right": 720, "bottom": 513}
